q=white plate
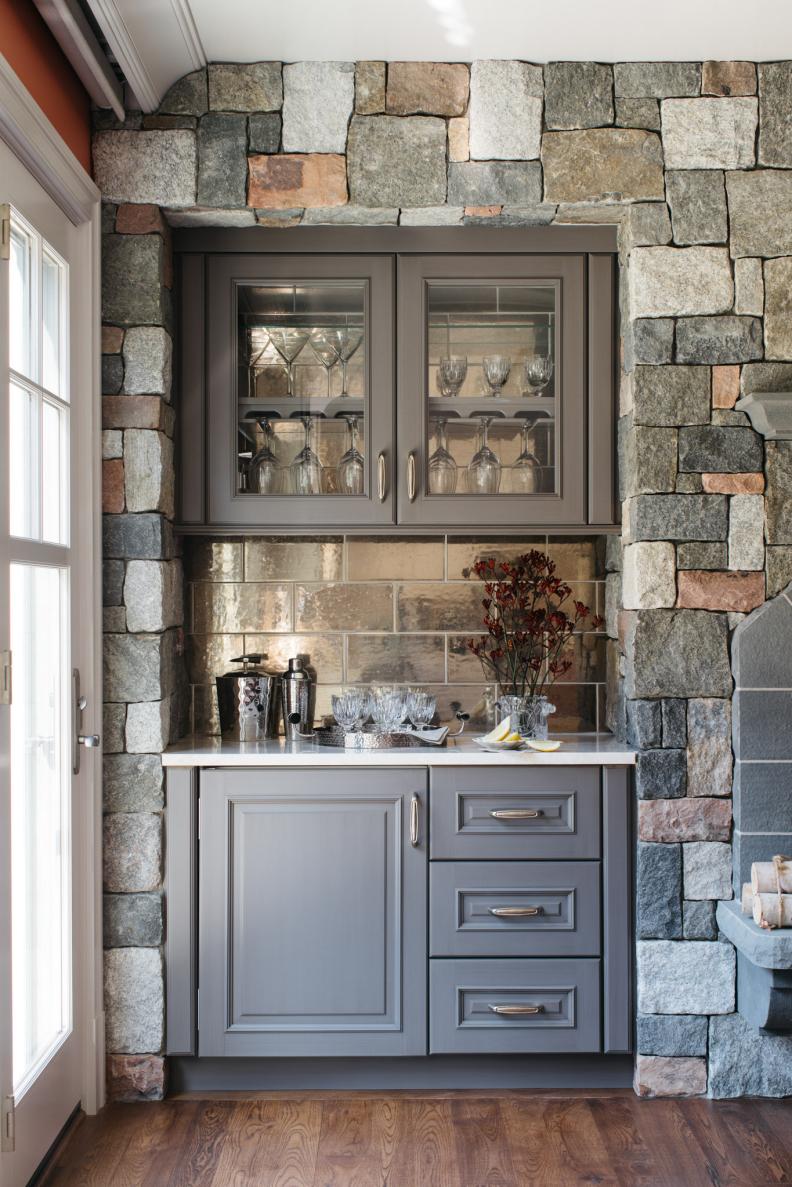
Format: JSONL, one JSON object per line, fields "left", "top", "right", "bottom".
{"left": 473, "top": 735, "right": 525, "bottom": 752}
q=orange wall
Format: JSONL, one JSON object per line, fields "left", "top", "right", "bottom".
{"left": 0, "top": 0, "right": 92, "bottom": 171}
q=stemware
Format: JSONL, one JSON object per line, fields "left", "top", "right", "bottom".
{"left": 310, "top": 328, "right": 340, "bottom": 397}
{"left": 290, "top": 415, "right": 323, "bottom": 495}
{"left": 369, "top": 686, "right": 407, "bottom": 731}
{"left": 428, "top": 417, "right": 458, "bottom": 495}
{"left": 467, "top": 416, "right": 501, "bottom": 494}
{"left": 437, "top": 356, "right": 467, "bottom": 398}
{"left": 323, "top": 326, "right": 364, "bottom": 398}
{"left": 407, "top": 689, "right": 437, "bottom": 730}
{"left": 522, "top": 354, "right": 554, "bottom": 396}
{"left": 482, "top": 355, "right": 511, "bottom": 397}
{"left": 338, "top": 415, "right": 365, "bottom": 496}
{"left": 247, "top": 328, "right": 269, "bottom": 400}
{"left": 268, "top": 328, "right": 310, "bottom": 397}
{"left": 511, "top": 420, "right": 542, "bottom": 494}
{"left": 248, "top": 417, "right": 280, "bottom": 494}
{"left": 331, "top": 688, "right": 368, "bottom": 731}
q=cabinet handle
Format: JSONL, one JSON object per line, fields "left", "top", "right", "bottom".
{"left": 407, "top": 451, "right": 417, "bottom": 502}
{"left": 377, "top": 452, "right": 386, "bottom": 502}
{"left": 488, "top": 905, "right": 542, "bottom": 918}
{"left": 410, "top": 794, "right": 420, "bottom": 846}
{"left": 488, "top": 808, "right": 543, "bottom": 820}
{"left": 488, "top": 1004, "right": 543, "bottom": 1016}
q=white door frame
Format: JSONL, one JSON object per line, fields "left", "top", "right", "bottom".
{"left": 0, "top": 51, "right": 104, "bottom": 1117}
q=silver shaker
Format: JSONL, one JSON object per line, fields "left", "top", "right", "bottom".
{"left": 281, "top": 656, "right": 314, "bottom": 739}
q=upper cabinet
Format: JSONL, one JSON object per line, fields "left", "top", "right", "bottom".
{"left": 176, "top": 228, "right": 616, "bottom": 531}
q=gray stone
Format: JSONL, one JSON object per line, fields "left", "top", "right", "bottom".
{"left": 447, "top": 161, "right": 542, "bottom": 207}
{"left": 104, "top": 948, "right": 163, "bottom": 1054}
{"left": 102, "top": 354, "right": 123, "bottom": 395}
{"left": 103, "top": 703, "right": 126, "bottom": 754}
{"left": 92, "top": 131, "right": 196, "bottom": 206}
{"left": 625, "top": 610, "right": 732, "bottom": 699}
{"left": 247, "top": 112, "right": 281, "bottom": 153}
{"left": 104, "top": 893, "right": 163, "bottom": 947}
{"left": 605, "top": 534, "right": 623, "bottom": 573}
{"left": 629, "top": 247, "right": 733, "bottom": 318}
{"left": 103, "top": 514, "right": 174, "bottom": 560}
{"left": 103, "top": 631, "right": 177, "bottom": 703}
{"left": 636, "top": 750, "right": 687, "bottom": 800}
{"left": 103, "top": 754, "right": 164, "bottom": 813}
{"left": 542, "top": 129, "right": 664, "bottom": 204}
{"left": 103, "top": 607, "right": 126, "bottom": 632}
{"left": 122, "top": 327, "right": 172, "bottom": 397}
{"left": 742, "top": 361, "right": 792, "bottom": 395}
{"left": 662, "top": 97, "right": 757, "bottom": 170}
{"left": 627, "top": 699, "right": 662, "bottom": 748}
{"left": 683, "top": 841, "right": 733, "bottom": 900}
{"left": 662, "top": 699, "right": 688, "bottom": 747}
{"left": 620, "top": 424, "right": 678, "bottom": 496}
{"left": 637, "top": 940, "right": 735, "bottom": 1014}
{"left": 124, "top": 431, "right": 174, "bottom": 516}
{"left": 636, "top": 1013, "right": 708, "bottom": 1056}
{"left": 767, "top": 547, "right": 792, "bottom": 597}
{"left": 734, "top": 830, "right": 792, "bottom": 889}
{"left": 143, "top": 115, "right": 197, "bottom": 131}
{"left": 666, "top": 170, "right": 727, "bottom": 245}
{"left": 355, "top": 61, "right": 385, "bottom": 114}
{"left": 102, "top": 236, "right": 164, "bottom": 327}
{"left": 165, "top": 208, "right": 256, "bottom": 228}
{"left": 347, "top": 116, "right": 446, "bottom": 207}
{"left": 632, "top": 365, "right": 710, "bottom": 427}
{"left": 615, "top": 97, "right": 661, "bottom": 131}
{"left": 683, "top": 899, "right": 717, "bottom": 939}
{"left": 622, "top": 540, "right": 677, "bottom": 606}
{"left": 623, "top": 202, "right": 673, "bottom": 249}
{"left": 678, "top": 426, "right": 763, "bottom": 473}
{"left": 463, "top": 206, "right": 557, "bottom": 227}
{"left": 766, "top": 443, "right": 792, "bottom": 545}
{"left": 734, "top": 257, "right": 764, "bottom": 316}
{"left": 399, "top": 206, "right": 464, "bottom": 226}
{"left": 711, "top": 409, "right": 751, "bottom": 428}
{"left": 302, "top": 206, "right": 398, "bottom": 225}
{"left": 159, "top": 69, "right": 207, "bottom": 115}
{"left": 709, "top": 1013, "right": 792, "bottom": 1097}
{"left": 101, "top": 201, "right": 117, "bottom": 234}
{"left": 732, "top": 585, "right": 792, "bottom": 689}
{"left": 734, "top": 688, "right": 792, "bottom": 761}
{"left": 604, "top": 572, "right": 621, "bottom": 638}
{"left": 637, "top": 843, "right": 682, "bottom": 938}
{"left": 103, "top": 813, "right": 162, "bottom": 893}
{"left": 675, "top": 316, "right": 763, "bottom": 364}
{"left": 124, "top": 560, "right": 182, "bottom": 633}
{"left": 103, "top": 559, "right": 124, "bottom": 606}
{"left": 282, "top": 62, "right": 354, "bottom": 153}
{"left": 675, "top": 473, "right": 704, "bottom": 493}
{"left": 759, "top": 62, "right": 792, "bottom": 167}
{"left": 630, "top": 320, "right": 674, "bottom": 366}
{"left": 208, "top": 62, "right": 282, "bottom": 112}
{"left": 764, "top": 256, "right": 792, "bottom": 361}
{"left": 469, "top": 60, "right": 543, "bottom": 160}
{"left": 614, "top": 62, "right": 701, "bottom": 98}
{"left": 630, "top": 494, "right": 728, "bottom": 541}
{"left": 728, "top": 494, "right": 764, "bottom": 572}
{"left": 726, "top": 171, "right": 792, "bottom": 258}
{"left": 544, "top": 62, "right": 614, "bottom": 130}
{"left": 197, "top": 112, "right": 247, "bottom": 207}
{"left": 717, "top": 899, "right": 792, "bottom": 967}
{"left": 126, "top": 699, "right": 170, "bottom": 754}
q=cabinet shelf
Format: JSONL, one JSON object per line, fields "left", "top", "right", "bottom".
{"left": 239, "top": 396, "right": 365, "bottom": 420}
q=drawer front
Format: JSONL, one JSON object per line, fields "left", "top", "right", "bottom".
{"left": 429, "top": 958, "right": 601, "bottom": 1054}
{"left": 430, "top": 768, "right": 600, "bottom": 860}
{"left": 430, "top": 861, "right": 601, "bottom": 957}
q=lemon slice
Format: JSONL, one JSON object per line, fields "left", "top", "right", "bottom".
{"left": 525, "top": 739, "right": 562, "bottom": 752}
{"left": 483, "top": 716, "right": 512, "bottom": 744}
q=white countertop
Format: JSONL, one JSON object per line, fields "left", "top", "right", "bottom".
{"left": 163, "top": 733, "right": 636, "bottom": 768}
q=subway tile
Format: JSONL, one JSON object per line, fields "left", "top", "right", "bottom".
{"left": 346, "top": 536, "right": 444, "bottom": 581}
{"left": 191, "top": 582, "right": 292, "bottom": 633}
{"left": 184, "top": 539, "right": 243, "bottom": 582}
{"left": 546, "top": 536, "right": 606, "bottom": 580}
{"left": 432, "top": 684, "right": 491, "bottom": 731}
{"left": 192, "top": 685, "right": 220, "bottom": 735}
{"left": 397, "top": 582, "right": 484, "bottom": 632}
{"left": 244, "top": 536, "right": 343, "bottom": 581}
{"left": 447, "top": 635, "right": 490, "bottom": 683}
{"left": 187, "top": 634, "right": 244, "bottom": 684}
{"left": 553, "top": 634, "right": 607, "bottom": 683}
{"left": 446, "top": 537, "right": 546, "bottom": 579}
{"left": 245, "top": 633, "right": 344, "bottom": 682}
{"left": 295, "top": 582, "right": 393, "bottom": 631}
{"left": 347, "top": 634, "right": 446, "bottom": 683}
{"left": 547, "top": 684, "right": 598, "bottom": 733}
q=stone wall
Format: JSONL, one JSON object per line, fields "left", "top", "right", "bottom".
{"left": 95, "top": 57, "right": 792, "bottom": 1101}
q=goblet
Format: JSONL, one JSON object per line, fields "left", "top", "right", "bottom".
{"left": 407, "top": 690, "right": 437, "bottom": 730}
{"left": 428, "top": 417, "right": 457, "bottom": 495}
{"left": 482, "top": 355, "right": 511, "bottom": 397}
{"left": 249, "top": 418, "right": 280, "bottom": 494}
{"left": 437, "top": 356, "right": 467, "bottom": 398}
{"left": 331, "top": 688, "right": 368, "bottom": 731}
{"left": 467, "top": 416, "right": 501, "bottom": 494}
{"left": 268, "top": 328, "right": 310, "bottom": 397}
{"left": 522, "top": 355, "right": 554, "bottom": 396}
{"left": 290, "top": 415, "right": 323, "bottom": 495}
{"left": 310, "top": 328, "right": 340, "bottom": 397}
{"left": 338, "top": 415, "right": 365, "bottom": 496}
{"left": 370, "top": 687, "right": 406, "bottom": 732}
{"left": 511, "top": 420, "right": 542, "bottom": 494}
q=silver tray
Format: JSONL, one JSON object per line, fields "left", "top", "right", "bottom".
{"left": 313, "top": 726, "right": 430, "bottom": 749}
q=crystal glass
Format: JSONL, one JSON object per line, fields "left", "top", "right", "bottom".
{"left": 249, "top": 418, "right": 280, "bottom": 494}
{"left": 290, "top": 415, "right": 323, "bottom": 495}
{"left": 428, "top": 417, "right": 457, "bottom": 495}
{"left": 511, "top": 420, "right": 541, "bottom": 495}
{"left": 247, "top": 328, "right": 269, "bottom": 400}
{"left": 268, "top": 328, "right": 310, "bottom": 397}
{"left": 522, "top": 355, "right": 554, "bottom": 396}
{"left": 369, "top": 686, "right": 407, "bottom": 731}
{"left": 338, "top": 415, "right": 365, "bottom": 496}
{"left": 310, "top": 328, "right": 340, "bottom": 397}
{"left": 496, "top": 694, "right": 556, "bottom": 741}
{"left": 407, "top": 689, "right": 437, "bottom": 730}
{"left": 323, "top": 326, "right": 363, "bottom": 398}
{"left": 331, "top": 688, "right": 368, "bottom": 731}
{"left": 437, "top": 356, "right": 467, "bottom": 398}
{"left": 482, "top": 355, "right": 511, "bottom": 397}
{"left": 467, "top": 417, "right": 501, "bottom": 494}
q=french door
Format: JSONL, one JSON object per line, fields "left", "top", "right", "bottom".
{"left": 0, "top": 140, "right": 101, "bottom": 1187}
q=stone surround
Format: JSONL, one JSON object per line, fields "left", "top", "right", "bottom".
{"left": 95, "top": 57, "right": 792, "bottom": 1101}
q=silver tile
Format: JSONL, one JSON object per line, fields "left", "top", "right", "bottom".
{"left": 295, "top": 583, "right": 393, "bottom": 632}
{"left": 187, "top": 634, "right": 245, "bottom": 684}
{"left": 245, "top": 537, "right": 343, "bottom": 582}
{"left": 397, "top": 582, "right": 484, "bottom": 632}
{"left": 185, "top": 539, "right": 244, "bottom": 582}
{"left": 192, "top": 582, "right": 292, "bottom": 633}
{"left": 245, "top": 633, "right": 344, "bottom": 683}
{"left": 346, "top": 634, "right": 446, "bottom": 683}
{"left": 346, "top": 537, "right": 445, "bottom": 581}
{"left": 447, "top": 538, "right": 546, "bottom": 580}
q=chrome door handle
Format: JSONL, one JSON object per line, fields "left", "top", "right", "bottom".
{"left": 410, "top": 794, "right": 420, "bottom": 846}
{"left": 488, "top": 905, "right": 542, "bottom": 918}
{"left": 489, "top": 808, "right": 542, "bottom": 820}
{"left": 488, "top": 1004, "right": 543, "bottom": 1016}
{"left": 73, "top": 668, "right": 100, "bottom": 774}
{"left": 377, "top": 451, "right": 386, "bottom": 502}
{"left": 407, "top": 452, "right": 417, "bottom": 501}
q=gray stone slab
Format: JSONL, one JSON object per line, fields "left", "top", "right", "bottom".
{"left": 93, "top": 131, "right": 196, "bottom": 207}
{"left": 102, "top": 354, "right": 123, "bottom": 395}
{"left": 683, "top": 900, "right": 717, "bottom": 939}
{"left": 726, "top": 170, "right": 792, "bottom": 258}
{"left": 630, "top": 494, "right": 728, "bottom": 541}
{"left": 619, "top": 422, "right": 678, "bottom": 497}
{"left": 636, "top": 1013, "right": 708, "bottom": 1056}
{"left": 632, "top": 365, "right": 710, "bottom": 427}
{"left": 469, "top": 60, "right": 543, "bottom": 160}
{"left": 734, "top": 690, "right": 792, "bottom": 760}
{"left": 104, "top": 948, "right": 164, "bottom": 1054}
{"left": 197, "top": 112, "right": 247, "bottom": 207}
{"left": 347, "top": 115, "right": 446, "bottom": 207}
{"left": 758, "top": 62, "right": 792, "bottom": 167}
{"left": 208, "top": 62, "right": 282, "bottom": 112}
{"left": 733, "top": 830, "right": 792, "bottom": 891}
{"left": 614, "top": 62, "right": 701, "bottom": 98}
{"left": 716, "top": 900, "right": 792, "bottom": 969}
{"left": 766, "top": 443, "right": 792, "bottom": 546}
{"left": 675, "top": 316, "right": 763, "bottom": 364}
{"left": 741, "top": 362, "right": 792, "bottom": 395}
{"left": 678, "top": 425, "right": 763, "bottom": 473}
{"left": 666, "top": 170, "right": 727, "bottom": 245}
{"left": 302, "top": 206, "right": 398, "bottom": 225}
{"left": 630, "top": 320, "right": 674, "bottom": 366}
{"left": 103, "top": 631, "right": 179, "bottom": 704}
{"left": 103, "top": 559, "right": 124, "bottom": 606}
{"left": 709, "top": 1013, "right": 792, "bottom": 1097}
{"left": 636, "top": 749, "right": 687, "bottom": 800}
{"left": 247, "top": 112, "right": 281, "bottom": 153}
{"left": 626, "top": 699, "right": 662, "bottom": 748}
{"left": 637, "top": 843, "right": 682, "bottom": 939}
{"left": 767, "top": 549, "right": 792, "bottom": 598}
{"left": 104, "top": 893, "right": 163, "bottom": 947}
{"left": 683, "top": 841, "right": 733, "bottom": 900}
{"left": 662, "top": 699, "right": 688, "bottom": 747}
{"left": 625, "top": 609, "right": 732, "bottom": 699}
{"left": 637, "top": 939, "right": 735, "bottom": 1014}
{"left": 447, "top": 161, "right": 542, "bottom": 207}
{"left": 102, "top": 236, "right": 164, "bottom": 327}
{"left": 102, "top": 703, "right": 126, "bottom": 754}
{"left": 159, "top": 69, "right": 207, "bottom": 116}
{"left": 615, "top": 97, "right": 661, "bottom": 130}
{"left": 462, "top": 206, "right": 557, "bottom": 227}
{"left": 282, "top": 62, "right": 354, "bottom": 153}
{"left": 104, "top": 813, "right": 162, "bottom": 893}
{"left": 675, "top": 473, "right": 704, "bottom": 493}
{"left": 544, "top": 62, "right": 614, "bottom": 129}
{"left": 687, "top": 698, "right": 732, "bottom": 798}
{"left": 103, "top": 514, "right": 175, "bottom": 560}
{"left": 734, "top": 762, "right": 792, "bottom": 833}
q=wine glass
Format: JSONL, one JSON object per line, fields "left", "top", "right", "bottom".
{"left": 310, "top": 328, "right": 340, "bottom": 397}
{"left": 370, "top": 686, "right": 406, "bottom": 731}
{"left": 512, "top": 420, "right": 542, "bottom": 494}
{"left": 338, "top": 415, "right": 365, "bottom": 496}
{"left": 428, "top": 417, "right": 457, "bottom": 495}
{"left": 331, "top": 688, "right": 368, "bottom": 732}
{"left": 290, "top": 415, "right": 323, "bottom": 495}
{"left": 407, "top": 689, "right": 437, "bottom": 730}
{"left": 522, "top": 355, "right": 554, "bottom": 396}
{"left": 247, "top": 328, "right": 269, "bottom": 400}
{"left": 324, "top": 326, "right": 363, "bottom": 398}
{"left": 268, "top": 328, "right": 310, "bottom": 397}
{"left": 249, "top": 418, "right": 280, "bottom": 494}
{"left": 482, "top": 355, "right": 511, "bottom": 397}
{"left": 437, "top": 356, "right": 467, "bottom": 398}
{"left": 468, "top": 416, "right": 501, "bottom": 494}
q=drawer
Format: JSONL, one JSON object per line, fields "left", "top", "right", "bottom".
{"left": 429, "top": 768, "right": 600, "bottom": 860}
{"left": 430, "top": 861, "right": 600, "bottom": 957}
{"left": 429, "top": 958, "right": 601, "bottom": 1054}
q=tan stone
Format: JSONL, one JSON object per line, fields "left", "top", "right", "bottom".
{"left": 102, "top": 325, "right": 124, "bottom": 354}
{"left": 677, "top": 569, "right": 764, "bottom": 612}
{"left": 764, "top": 257, "right": 792, "bottom": 361}
{"left": 638, "top": 798, "right": 732, "bottom": 842}
{"left": 116, "top": 203, "right": 167, "bottom": 235}
{"left": 386, "top": 62, "right": 468, "bottom": 116}
{"left": 465, "top": 205, "right": 501, "bottom": 217}
{"left": 102, "top": 395, "right": 174, "bottom": 434}
{"left": 702, "top": 61, "right": 757, "bottom": 97}
{"left": 255, "top": 209, "right": 303, "bottom": 227}
{"left": 448, "top": 115, "right": 469, "bottom": 162}
{"left": 107, "top": 1054, "right": 166, "bottom": 1102}
{"left": 247, "top": 154, "right": 347, "bottom": 210}
{"left": 635, "top": 1055, "right": 707, "bottom": 1098}
{"left": 712, "top": 365, "right": 741, "bottom": 408}
{"left": 355, "top": 61, "right": 385, "bottom": 114}
{"left": 542, "top": 129, "right": 665, "bottom": 204}
{"left": 102, "top": 458, "right": 124, "bottom": 513}
{"left": 702, "top": 472, "right": 765, "bottom": 494}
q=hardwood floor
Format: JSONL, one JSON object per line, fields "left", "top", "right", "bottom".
{"left": 41, "top": 1091, "right": 792, "bottom": 1187}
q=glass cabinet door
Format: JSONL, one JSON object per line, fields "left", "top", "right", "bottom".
{"left": 207, "top": 255, "right": 394, "bottom": 527}
{"left": 397, "top": 255, "right": 588, "bottom": 527}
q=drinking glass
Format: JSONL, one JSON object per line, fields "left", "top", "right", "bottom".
{"left": 437, "top": 356, "right": 467, "bottom": 398}
{"left": 482, "top": 355, "right": 511, "bottom": 397}
{"left": 428, "top": 417, "right": 458, "bottom": 495}
{"left": 249, "top": 418, "right": 280, "bottom": 494}
{"left": 310, "top": 328, "right": 340, "bottom": 397}
{"left": 290, "top": 415, "right": 323, "bottom": 495}
{"left": 467, "top": 417, "right": 501, "bottom": 494}
{"left": 370, "top": 686, "right": 406, "bottom": 731}
{"left": 331, "top": 688, "right": 368, "bottom": 731}
{"left": 512, "top": 420, "right": 542, "bottom": 494}
{"left": 522, "top": 355, "right": 554, "bottom": 396}
{"left": 323, "top": 326, "right": 363, "bottom": 398}
{"left": 268, "top": 328, "right": 310, "bottom": 397}
{"left": 407, "top": 689, "right": 437, "bottom": 730}
{"left": 247, "top": 328, "right": 269, "bottom": 400}
{"left": 338, "top": 415, "right": 365, "bottom": 496}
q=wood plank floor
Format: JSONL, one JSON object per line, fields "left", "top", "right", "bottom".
{"left": 41, "top": 1091, "right": 792, "bottom": 1187}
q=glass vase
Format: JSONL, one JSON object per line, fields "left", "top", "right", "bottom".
{"left": 496, "top": 694, "right": 556, "bottom": 741}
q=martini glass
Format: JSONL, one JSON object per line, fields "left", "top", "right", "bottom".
{"left": 290, "top": 415, "right": 323, "bottom": 495}
{"left": 338, "top": 415, "right": 365, "bottom": 495}
{"left": 428, "top": 417, "right": 458, "bottom": 494}
{"left": 268, "top": 328, "right": 309, "bottom": 398}
{"left": 467, "top": 416, "right": 501, "bottom": 494}
{"left": 247, "top": 328, "right": 269, "bottom": 400}
{"left": 512, "top": 420, "right": 541, "bottom": 494}
{"left": 249, "top": 417, "right": 280, "bottom": 494}
{"left": 324, "top": 326, "right": 363, "bottom": 398}
{"left": 310, "top": 328, "right": 341, "bottom": 397}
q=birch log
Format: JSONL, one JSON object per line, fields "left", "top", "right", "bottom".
{"left": 741, "top": 882, "right": 754, "bottom": 915}
{"left": 751, "top": 857, "right": 792, "bottom": 895}
{"left": 753, "top": 892, "right": 792, "bottom": 928}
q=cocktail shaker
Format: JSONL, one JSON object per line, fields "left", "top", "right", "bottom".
{"left": 281, "top": 656, "right": 314, "bottom": 739}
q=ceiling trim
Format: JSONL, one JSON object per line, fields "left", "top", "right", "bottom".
{"left": 170, "top": 0, "right": 206, "bottom": 72}
{"left": 88, "top": 0, "right": 161, "bottom": 111}
{"left": 33, "top": 0, "right": 124, "bottom": 118}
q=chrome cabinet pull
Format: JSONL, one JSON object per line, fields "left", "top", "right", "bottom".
{"left": 489, "top": 808, "right": 543, "bottom": 820}
{"left": 488, "top": 1004, "right": 543, "bottom": 1016}
{"left": 488, "top": 905, "right": 542, "bottom": 918}
{"left": 407, "top": 451, "right": 417, "bottom": 501}
{"left": 410, "top": 794, "right": 420, "bottom": 846}
{"left": 377, "top": 451, "right": 386, "bottom": 502}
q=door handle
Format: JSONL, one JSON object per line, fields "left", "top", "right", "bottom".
{"left": 488, "top": 905, "right": 542, "bottom": 918}
{"left": 410, "top": 794, "right": 420, "bottom": 846}
{"left": 488, "top": 1004, "right": 543, "bottom": 1016}
{"left": 489, "top": 808, "right": 542, "bottom": 820}
{"left": 73, "top": 668, "right": 101, "bottom": 774}
{"left": 377, "top": 451, "right": 386, "bottom": 502}
{"left": 407, "top": 451, "right": 417, "bottom": 501}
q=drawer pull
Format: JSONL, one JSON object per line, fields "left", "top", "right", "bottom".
{"left": 488, "top": 905, "right": 542, "bottom": 918}
{"left": 488, "top": 1003, "right": 543, "bottom": 1016}
{"left": 489, "top": 808, "right": 543, "bottom": 821}
{"left": 410, "top": 794, "right": 420, "bottom": 847}
{"left": 377, "top": 451, "right": 386, "bottom": 502}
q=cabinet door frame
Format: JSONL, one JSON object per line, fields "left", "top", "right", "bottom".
{"left": 206, "top": 253, "right": 396, "bottom": 528}
{"left": 397, "top": 253, "right": 588, "bottom": 527}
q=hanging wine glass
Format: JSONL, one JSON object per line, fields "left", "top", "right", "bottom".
{"left": 521, "top": 355, "right": 554, "bottom": 396}
{"left": 512, "top": 419, "right": 542, "bottom": 494}
{"left": 290, "top": 415, "right": 323, "bottom": 495}
{"left": 467, "top": 416, "right": 501, "bottom": 494}
{"left": 338, "top": 415, "right": 365, "bottom": 495}
{"left": 310, "top": 328, "right": 340, "bottom": 397}
{"left": 268, "top": 328, "right": 310, "bottom": 398}
{"left": 324, "top": 326, "right": 363, "bottom": 398}
{"left": 249, "top": 417, "right": 281, "bottom": 494}
{"left": 428, "top": 417, "right": 458, "bottom": 494}
{"left": 482, "top": 355, "right": 511, "bottom": 397}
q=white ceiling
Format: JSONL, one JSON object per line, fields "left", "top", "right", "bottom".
{"left": 86, "top": 0, "right": 792, "bottom": 111}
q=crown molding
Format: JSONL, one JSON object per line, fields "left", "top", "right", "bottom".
{"left": 33, "top": 0, "right": 124, "bottom": 118}
{"left": 87, "top": 0, "right": 161, "bottom": 111}
{"left": 170, "top": 0, "right": 206, "bottom": 72}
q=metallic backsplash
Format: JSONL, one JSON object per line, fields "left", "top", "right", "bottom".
{"left": 184, "top": 535, "right": 607, "bottom": 734}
